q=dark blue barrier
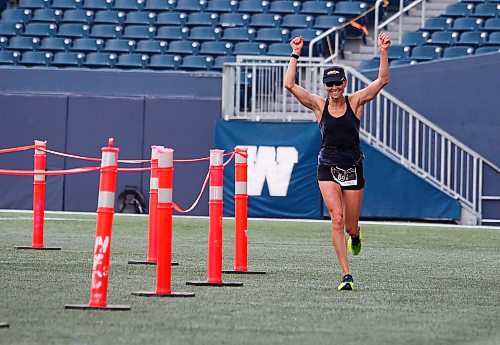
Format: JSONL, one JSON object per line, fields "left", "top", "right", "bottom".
{"left": 216, "top": 120, "right": 460, "bottom": 220}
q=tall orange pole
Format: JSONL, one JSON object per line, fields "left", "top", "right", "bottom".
{"left": 186, "top": 149, "right": 243, "bottom": 287}
{"left": 16, "top": 140, "right": 60, "bottom": 250}
{"left": 132, "top": 148, "right": 194, "bottom": 298}
{"left": 223, "top": 146, "right": 265, "bottom": 275}
{"left": 66, "top": 138, "right": 129, "bottom": 311}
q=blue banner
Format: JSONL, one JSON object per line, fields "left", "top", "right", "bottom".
{"left": 215, "top": 120, "right": 322, "bottom": 219}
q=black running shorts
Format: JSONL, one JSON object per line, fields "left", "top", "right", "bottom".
{"left": 317, "top": 163, "right": 365, "bottom": 190}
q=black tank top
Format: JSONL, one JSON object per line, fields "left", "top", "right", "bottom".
{"left": 318, "top": 95, "right": 363, "bottom": 166}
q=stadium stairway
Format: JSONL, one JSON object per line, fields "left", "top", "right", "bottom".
{"left": 338, "top": 0, "right": 459, "bottom": 68}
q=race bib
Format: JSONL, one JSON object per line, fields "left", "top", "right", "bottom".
{"left": 331, "top": 166, "right": 358, "bottom": 187}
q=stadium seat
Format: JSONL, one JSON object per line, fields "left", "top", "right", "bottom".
{"left": 451, "top": 18, "right": 483, "bottom": 32}
{"left": 455, "top": 31, "right": 487, "bottom": 46}
{"left": 0, "top": 50, "right": 20, "bottom": 65}
{"left": 155, "top": 12, "right": 187, "bottom": 26}
{"left": 39, "top": 37, "right": 72, "bottom": 52}
{"left": 483, "top": 18, "right": 500, "bottom": 32}
{"left": 61, "top": 9, "right": 94, "bottom": 23}
{"left": 221, "top": 27, "right": 255, "bottom": 42}
{"left": 122, "top": 25, "right": 155, "bottom": 39}
{"left": 267, "top": 42, "right": 292, "bottom": 56}
{"left": 390, "top": 58, "right": 416, "bottom": 67}
{"left": 70, "top": 37, "right": 104, "bottom": 51}
{"left": 249, "top": 14, "right": 281, "bottom": 28}
{"left": 19, "top": 51, "right": 52, "bottom": 66}
{"left": 23, "top": 23, "right": 58, "bottom": 37}
{"left": 410, "top": 45, "right": 442, "bottom": 61}
{"left": 484, "top": 32, "right": 500, "bottom": 46}
{"left": 300, "top": 1, "right": 334, "bottom": 16}
{"left": 82, "top": 0, "right": 114, "bottom": 10}
{"left": 51, "top": 51, "right": 85, "bottom": 66}
{"left": 31, "top": 8, "right": 63, "bottom": 23}
{"left": 18, "top": 0, "right": 51, "bottom": 10}
{"left": 0, "top": 23, "right": 23, "bottom": 37}
{"left": 206, "top": 0, "right": 238, "bottom": 13}
{"left": 180, "top": 55, "right": 213, "bottom": 70}
{"left": 174, "top": 0, "right": 207, "bottom": 12}
{"left": 268, "top": 1, "right": 301, "bottom": 15}
{"left": 114, "top": 0, "right": 145, "bottom": 11}
{"left": 313, "top": 15, "right": 346, "bottom": 30}
{"left": 212, "top": 55, "right": 235, "bottom": 70}
{"left": 124, "top": 11, "right": 156, "bottom": 25}
{"left": 0, "top": 36, "right": 6, "bottom": 50}
{"left": 428, "top": 31, "right": 458, "bottom": 47}
{"left": 387, "top": 44, "right": 411, "bottom": 60}
{"left": 442, "top": 3, "right": 473, "bottom": 17}
{"left": 232, "top": 41, "right": 266, "bottom": 55}
{"left": 51, "top": 0, "right": 83, "bottom": 10}
{"left": 358, "top": 57, "right": 379, "bottom": 71}
{"left": 166, "top": 39, "right": 200, "bottom": 55}
{"left": 144, "top": 0, "right": 173, "bottom": 12}
{"left": 148, "top": 53, "right": 180, "bottom": 69}
{"left": 102, "top": 38, "right": 135, "bottom": 52}
{"left": 420, "top": 17, "right": 452, "bottom": 33}
{"left": 254, "top": 28, "right": 289, "bottom": 42}
{"left": 280, "top": 14, "right": 313, "bottom": 29}
{"left": 401, "top": 31, "right": 428, "bottom": 47}
{"left": 442, "top": 46, "right": 474, "bottom": 58}
{"left": 155, "top": 26, "right": 188, "bottom": 40}
{"left": 475, "top": 46, "right": 500, "bottom": 54}
{"left": 199, "top": 40, "right": 232, "bottom": 55}
{"left": 1, "top": 9, "right": 33, "bottom": 24}
{"left": 6, "top": 36, "right": 40, "bottom": 51}
{"left": 84, "top": 51, "right": 116, "bottom": 67}
{"left": 89, "top": 24, "right": 122, "bottom": 38}
{"left": 135, "top": 39, "right": 167, "bottom": 54}
{"left": 188, "top": 26, "right": 222, "bottom": 41}
{"left": 93, "top": 10, "right": 125, "bottom": 24}
{"left": 218, "top": 13, "right": 250, "bottom": 28}
{"left": 186, "top": 12, "right": 218, "bottom": 27}
{"left": 333, "top": 1, "right": 367, "bottom": 18}
{"left": 115, "top": 53, "right": 148, "bottom": 68}
{"left": 57, "top": 23, "right": 90, "bottom": 38}
{"left": 470, "top": 3, "right": 498, "bottom": 19}
{"left": 238, "top": 0, "right": 268, "bottom": 14}
{"left": 291, "top": 28, "right": 322, "bottom": 43}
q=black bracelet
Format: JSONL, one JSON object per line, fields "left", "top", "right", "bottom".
{"left": 290, "top": 53, "right": 299, "bottom": 60}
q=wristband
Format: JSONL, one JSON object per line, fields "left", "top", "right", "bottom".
{"left": 290, "top": 53, "right": 299, "bottom": 60}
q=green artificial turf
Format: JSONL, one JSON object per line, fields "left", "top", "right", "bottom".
{"left": 0, "top": 212, "right": 499, "bottom": 345}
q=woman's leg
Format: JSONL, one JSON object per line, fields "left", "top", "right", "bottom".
{"left": 342, "top": 189, "right": 364, "bottom": 237}
{"left": 318, "top": 181, "right": 350, "bottom": 276}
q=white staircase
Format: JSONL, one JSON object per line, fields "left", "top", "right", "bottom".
{"left": 338, "top": 0, "right": 459, "bottom": 69}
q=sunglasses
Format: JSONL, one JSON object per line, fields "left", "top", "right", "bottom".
{"left": 325, "top": 80, "right": 344, "bottom": 87}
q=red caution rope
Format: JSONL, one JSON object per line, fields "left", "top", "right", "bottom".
{"left": 173, "top": 170, "right": 210, "bottom": 213}
{"left": 0, "top": 166, "right": 101, "bottom": 176}
{"left": 0, "top": 145, "right": 35, "bottom": 154}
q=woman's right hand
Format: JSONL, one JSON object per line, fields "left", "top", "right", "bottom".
{"left": 290, "top": 36, "right": 304, "bottom": 54}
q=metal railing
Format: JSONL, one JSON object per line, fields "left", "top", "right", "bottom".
{"left": 221, "top": 57, "right": 500, "bottom": 223}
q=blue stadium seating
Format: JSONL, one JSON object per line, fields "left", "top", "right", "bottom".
{"left": 300, "top": 1, "right": 334, "bottom": 16}
{"left": 291, "top": 28, "right": 322, "bottom": 43}
{"left": 483, "top": 18, "right": 500, "bottom": 32}
{"left": 1, "top": 9, "right": 33, "bottom": 23}
{"left": 387, "top": 44, "right": 411, "bottom": 60}
{"left": 18, "top": 0, "right": 51, "bottom": 10}
{"left": 267, "top": 42, "right": 291, "bottom": 56}
{"left": 401, "top": 31, "right": 428, "bottom": 47}
{"left": 7, "top": 36, "right": 40, "bottom": 50}
{"left": 102, "top": 38, "right": 135, "bottom": 52}
{"left": 188, "top": 26, "right": 221, "bottom": 41}
{"left": 135, "top": 39, "right": 167, "bottom": 54}
{"left": 156, "top": 26, "right": 187, "bottom": 40}
{"left": 442, "top": 46, "right": 474, "bottom": 58}
{"left": 389, "top": 58, "right": 416, "bottom": 67}
{"left": 222, "top": 27, "right": 255, "bottom": 42}
{"left": 71, "top": 37, "right": 104, "bottom": 51}
{"left": 186, "top": 12, "right": 218, "bottom": 27}
{"left": 232, "top": 41, "right": 266, "bottom": 55}
{"left": 114, "top": 0, "right": 144, "bottom": 12}
{"left": 122, "top": 25, "right": 155, "bottom": 39}
{"left": 218, "top": 13, "right": 249, "bottom": 28}
{"left": 155, "top": 12, "right": 187, "bottom": 26}
{"left": 268, "top": 1, "right": 301, "bottom": 15}
{"left": 470, "top": 3, "right": 498, "bottom": 19}
{"left": 333, "top": 1, "right": 367, "bottom": 18}
{"left": 148, "top": 53, "right": 180, "bottom": 69}
{"left": 51, "top": 51, "right": 84, "bottom": 66}
{"left": 254, "top": 28, "right": 289, "bottom": 43}
{"left": 443, "top": 3, "right": 473, "bottom": 17}
{"left": 451, "top": 18, "right": 483, "bottom": 32}
{"left": 313, "top": 15, "right": 346, "bottom": 30}
{"left": 84, "top": 51, "right": 116, "bottom": 67}
{"left": 144, "top": 0, "right": 172, "bottom": 12}
{"left": 115, "top": 53, "right": 148, "bottom": 68}
{"left": 93, "top": 10, "right": 125, "bottom": 24}
{"left": 280, "top": 14, "right": 313, "bottom": 29}
{"left": 199, "top": 40, "right": 232, "bottom": 55}
{"left": 420, "top": 17, "right": 452, "bottom": 33}
{"left": 174, "top": 0, "right": 206, "bottom": 13}
{"left": 23, "top": 22, "right": 57, "bottom": 36}
{"left": 89, "top": 24, "right": 121, "bottom": 38}
{"left": 57, "top": 23, "right": 90, "bottom": 37}
{"left": 410, "top": 45, "right": 442, "bottom": 61}
{"left": 31, "top": 8, "right": 63, "bottom": 23}
{"left": 428, "top": 31, "right": 458, "bottom": 47}
{"left": 124, "top": 11, "right": 156, "bottom": 25}
{"left": 212, "top": 55, "right": 235, "bottom": 70}
{"left": 484, "top": 31, "right": 500, "bottom": 45}
{"left": 0, "top": 50, "right": 20, "bottom": 64}
{"left": 167, "top": 39, "right": 200, "bottom": 55}
{"left": 51, "top": 0, "right": 83, "bottom": 10}
{"left": 249, "top": 14, "right": 281, "bottom": 28}
{"left": 82, "top": 0, "right": 114, "bottom": 11}
{"left": 19, "top": 50, "right": 52, "bottom": 66}
{"left": 206, "top": 0, "right": 238, "bottom": 13}
{"left": 180, "top": 55, "right": 213, "bottom": 70}
{"left": 237, "top": 0, "right": 267, "bottom": 14}
{"left": 455, "top": 31, "right": 487, "bottom": 46}
{"left": 61, "top": 9, "right": 94, "bottom": 23}
{"left": 475, "top": 46, "right": 500, "bottom": 54}
{"left": 0, "top": 22, "right": 23, "bottom": 37}
{"left": 39, "top": 36, "right": 72, "bottom": 51}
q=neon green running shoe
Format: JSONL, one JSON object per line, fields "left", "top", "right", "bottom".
{"left": 337, "top": 274, "right": 355, "bottom": 291}
{"left": 347, "top": 229, "right": 363, "bottom": 255}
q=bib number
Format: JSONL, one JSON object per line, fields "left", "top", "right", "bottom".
{"left": 331, "top": 166, "right": 358, "bottom": 187}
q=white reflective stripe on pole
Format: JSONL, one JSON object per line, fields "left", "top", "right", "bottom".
{"left": 101, "top": 151, "right": 117, "bottom": 167}
{"left": 98, "top": 191, "right": 115, "bottom": 208}
{"left": 210, "top": 150, "right": 224, "bottom": 166}
{"left": 34, "top": 171, "right": 45, "bottom": 181}
{"left": 158, "top": 188, "right": 172, "bottom": 203}
{"left": 158, "top": 149, "right": 173, "bottom": 168}
{"left": 235, "top": 149, "right": 247, "bottom": 164}
{"left": 150, "top": 177, "right": 158, "bottom": 190}
{"left": 34, "top": 140, "right": 46, "bottom": 155}
{"left": 210, "top": 186, "right": 223, "bottom": 200}
{"left": 235, "top": 182, "right": 247, "bottom": 195}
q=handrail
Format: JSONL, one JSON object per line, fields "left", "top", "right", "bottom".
{"left": 374, "top": 0, "right": 426, "bottom": 54}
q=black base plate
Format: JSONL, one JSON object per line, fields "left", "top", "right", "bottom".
{"left": 131, "top": 291, "right": 195, "bottom": 297}
{"left": 0, "top": 322, "right": 9, "bottom": 328}
{"left": 15, "top": 246, "right": 61, "bottom": 250}
{"left": 186, "top": 280, "right": 243, "bottom": 287}
{"left": 64, "top": 304, "right": 130, "bottom": 311}
{"left": 127, "top": 260, "right": 179, "bottom": 266}
{"left": 222, "top": 269, "right": 266, "bottom": 275}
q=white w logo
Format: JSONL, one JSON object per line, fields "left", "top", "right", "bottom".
{"left": 244, "top": 146, "right": 298, "bottom": 197}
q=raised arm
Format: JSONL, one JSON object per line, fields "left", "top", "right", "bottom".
{"left": 352, "top": 32, "right": 391, "bottom": 108}
{"left": 283, "top": 36, "right": 323, "bottom": 121}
